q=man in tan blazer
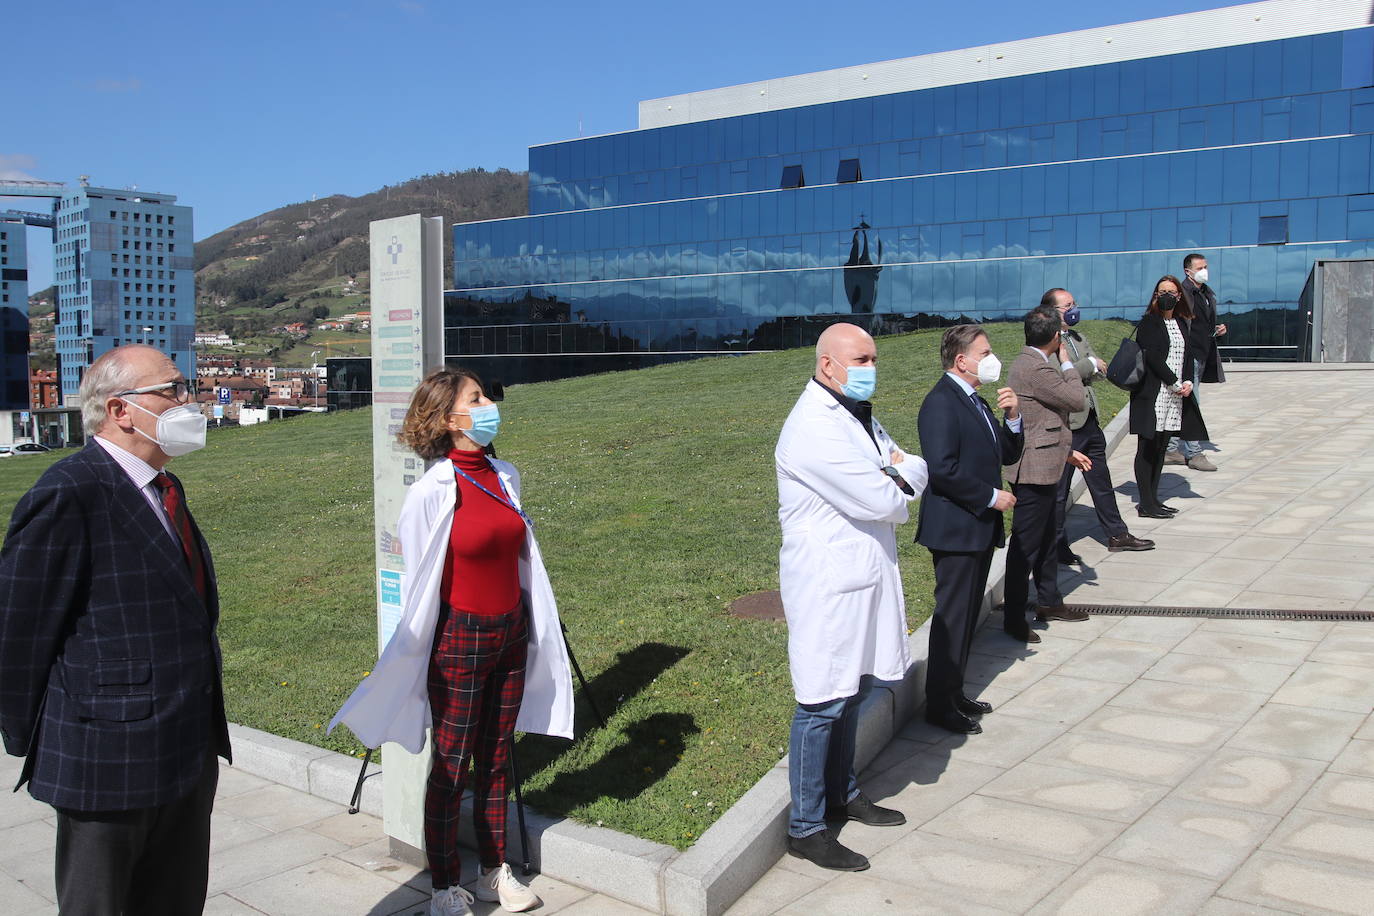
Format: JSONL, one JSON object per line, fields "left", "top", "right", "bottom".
{"left": 1003, "top": 306, "right": 1091, "bottom": 639}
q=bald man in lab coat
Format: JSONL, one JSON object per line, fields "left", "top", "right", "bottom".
{"left": 775, "top": 322, "right": 928, "bottom": 872}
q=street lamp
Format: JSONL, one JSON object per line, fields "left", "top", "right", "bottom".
{"left": 140, "top": 326, "right": 153, "bottom": 346}
{"left": 310, "top": 350, "right": 321, "bottom": 409}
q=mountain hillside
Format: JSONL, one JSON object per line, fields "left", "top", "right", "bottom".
{"left": 193, "top": 168, "right": 526, "bottom": 355}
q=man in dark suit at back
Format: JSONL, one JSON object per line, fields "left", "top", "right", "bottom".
{"left": 0, "top": 344, "right": 229, "bottom": 915}
{"left": 1167, "top": 252, "right": 1226, "bottom": 471}
{"left": 917, "top": 325, "right": 1022, "bottom": 735}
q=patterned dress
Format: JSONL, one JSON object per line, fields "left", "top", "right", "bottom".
{"left": 1153, "top": 317, "right": 1185, "bottom": 432}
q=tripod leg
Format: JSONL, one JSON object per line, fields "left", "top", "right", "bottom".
{"left": 560, "top": 622, "right": 606, "bottom": 728}
{"left": 348, "top": 747, "right": 374, "bottom": 815}
{"left": 508, "top": 734, "right": 532, "bottom": 876}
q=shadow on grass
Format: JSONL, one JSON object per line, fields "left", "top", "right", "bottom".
{"left": 526, "top": 712, "right": 700, "bottom": 812}
{"left": 513, "top": 641, "right": 691, "bottom": 780}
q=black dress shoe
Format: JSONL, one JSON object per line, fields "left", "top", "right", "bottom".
{"left": 956, "top": 695, "right": 993, "bottom": 717}
{"left": 1136, "top": 507, "right": 1172, "bottom": 519}
{"left": 825, "top": 793, "right": 906, "bottom": 827}
{"left": 925, "top": 707, "right": 983, "bottom": 734}
{"left": 1057, "top": 548, "right": 1083, "bottom": 566}
{"left": 787, "top": 829, "right": 870, "bottom": 871}
{"left": 1036, "top": 604, "right": 1090, "bottom": 622}
{"left": 1003, "top": 621, "right": 1042, "bottom": 643}
{"left": 1107, "top": 533, "right": 1155, "bottom": 551}
{"left": 1159, "top": 504, "right": 1179, "bottom": 515}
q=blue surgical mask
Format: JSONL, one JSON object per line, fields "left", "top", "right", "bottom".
{"left": 840, "top": 365, "right": 876, "bottom": 401}
{"left": 1063, "top": 306, "right": 1081, "bottom": 326}
{"left": 455, "top": 404, "right": 501, "bottom": 447}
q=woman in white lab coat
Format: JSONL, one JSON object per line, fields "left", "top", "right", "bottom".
{"left": 330, "top": 367, "right": 573, "bottom": 916}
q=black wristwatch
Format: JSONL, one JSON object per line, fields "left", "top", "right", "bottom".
{"left": 881, "top": 465, "right": 916, "bottom": 496}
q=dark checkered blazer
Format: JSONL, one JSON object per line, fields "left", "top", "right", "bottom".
{"left": 0, "top": 441, "right": 231, "bottom": 812}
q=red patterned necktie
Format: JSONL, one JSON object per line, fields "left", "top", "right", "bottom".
{"left": 154, "top": 473, "right": 208, "bottom": 603}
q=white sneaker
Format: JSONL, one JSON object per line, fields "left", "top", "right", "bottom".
{"left": 430, "top": 885, "right": 475, "bottom": 916}
{"left": 475, "top": 862, "right": 541, "bottom": 912}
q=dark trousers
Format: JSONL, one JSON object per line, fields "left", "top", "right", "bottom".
{"left": 54, "top": 750, "right": 219, "bottom": 916}
{"left": 425, "top": 603, "right": 528, "bottom": 890}
{"left": 1133, "top": 432, "right": 1172, "bottom": 511}
{"left": 926, "top": 547, "right": 995, "bottom": 714}
{"left": 1004, "top": 482, "right": 1061, "bottom": 617}
{"left": 1056, "top": 414, "right": 1128, "bottom": 550}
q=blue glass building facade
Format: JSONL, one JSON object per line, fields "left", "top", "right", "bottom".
{"left": 450, "top": 7, "right": 1374, "bottom": 383}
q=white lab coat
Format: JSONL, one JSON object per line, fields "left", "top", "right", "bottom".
{"left": 775, "top": 381, "right": 928, "bottom": 705}
{"left": 329, "top": 457, "right": 575, "bottom": 751}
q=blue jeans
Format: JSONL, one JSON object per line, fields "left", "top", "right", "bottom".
{"left": 788, "top": 681, "right": 870, "bottom": 838}
{"left": 1168, "top": 366, "right": 1203, "bottom": 458}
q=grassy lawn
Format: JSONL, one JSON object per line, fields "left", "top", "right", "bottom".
{"left": 0, "top": 320, "right": 1128, "bottom": 848}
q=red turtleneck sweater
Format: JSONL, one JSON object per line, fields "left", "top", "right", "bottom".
{"left": 440, "top": 448, "right": 526, "bottom": 616}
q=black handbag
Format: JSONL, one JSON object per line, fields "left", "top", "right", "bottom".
{"left": 1106, "top": 325, "right": 1145, "bottom": 390}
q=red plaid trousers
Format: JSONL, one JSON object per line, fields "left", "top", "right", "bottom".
{"left": 424, "top": 603, "right": 528, "bottom": 890}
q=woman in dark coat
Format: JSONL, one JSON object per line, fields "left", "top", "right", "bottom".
{"left": 1129, "top": 275, "right": 1208, "bottom": 518}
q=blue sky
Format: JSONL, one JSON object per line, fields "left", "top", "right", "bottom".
{"left": 5, "top": 0, "right": 1225, "bottom": 291}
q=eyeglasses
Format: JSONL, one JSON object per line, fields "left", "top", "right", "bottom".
{"left": 118, "top": 380, "right": 198, "bottom": 403}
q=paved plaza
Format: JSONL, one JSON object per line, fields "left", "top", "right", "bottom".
{"left": 0, "top": 367, "right": 1372, "bottom": 914}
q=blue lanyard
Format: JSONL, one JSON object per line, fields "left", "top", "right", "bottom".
{"left": 452, "top": 463, "right": 532, "bottom": 527}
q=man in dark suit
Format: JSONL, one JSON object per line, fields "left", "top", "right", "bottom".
{"left": 1043, "top": 288, "right": 1155, "bottom": 563}
{"left": 917, "top": 325, "right": 1023, "bottom": 735}
{"left": 1167, "top": 252, "right": 1226, "bottom": 471}
{"left": 0, "top": 345, "right": 229, "bottom": 915}
{"left": 1003, "top": 307, "right": 1089, "bottom": 639}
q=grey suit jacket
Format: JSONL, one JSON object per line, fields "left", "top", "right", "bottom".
{"left": 1060, "top": 329, "right": 1103, "bottom": 431}
{"left": 1005, "top": 346, "right": 1085, "bottom": 486}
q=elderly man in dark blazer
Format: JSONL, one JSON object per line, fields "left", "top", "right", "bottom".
{"left": 0, "top": 345, "right": 229, "bottom": 915}
{"left": 917, "top": 325, "right": 1022, "bottom": 735}
{"left": 1003, "top": 306, "right": 1091, "bottom": 639}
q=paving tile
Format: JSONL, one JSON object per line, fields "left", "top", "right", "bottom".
{"left": 303, "top": 811, "right": 387, "bottom": 850}
{"left": 1171, "top": 748, "right": 1326, "bottom": 816}
{"left": 556, "top": 893, "right": 657, "bottom": 915}
{"left": 853, "top": 751, "right": 1004, "bottom": 836}
{"left": 214, "top": 783, "right": 349, "bottom": 833}
{"left": 1052, "top": 637, "right": 1169, "bottom": 684}
{"left": 1106, "top": 678, "right": 1268, "bottom": 724}
{"left": 216, "top": 763, "right": 273, "bottom": 799}
{"left": 1225, "top": 704, "right": 1365, "bottom": 762}
{"left": 1272, "top": 556, "right": 1374, "bottom": 584}
{"left": 331, "top": 837, "right": 428, "bottom": 889}
{"left": 234, "top": 855, "right": 429, "bottom": 916}
{"left": 1294, "top": 772, "right": 1374, "bottom": 820}
{"left": 0, "top": 872, "right": 50, "bottom": 915}
{"left": 1287, "top": 542, "right": 1374, "bottom": 564}
{"left": 1218, "top": 851, "right": 1374, "bottom": 916}
{"left": 210, "top": 812, "right": 274, "bottom": 854}
{"left": 1103, "top": 615, "right": 1203, "bottom": 648}
{"left": 1225, "top": 591, "right": 1357, "bottom": 611}
{"left": 1263, "top": 807, "right": 1374, "bottom": 872}
{"left": 206, "top": 827, "right": 346, "bottom": 897}
{"left": 1328, "top": 737, "right": 1374, "bottom": 778}
{"left": 1215, "top": 537, "right": 1303, "bottom": 561}
{"left": 0, "top": 819, "right": 55, "bottom": 900}
{"left": 861, "top": 737, "right": 931, "bottom": 779}
{"left": 1142, "top": 652, "right": 1298, "bottom": 694}
{"left": 774, "top": 871, "right": 1005, "bottom": 916}
{"left": 1186, "top": 557, "right": 1277, "bottom": 587}
{"left": 933, "top": 713, "right": 1066, "bottom": 769}
{"left": 1308, "top": 628, "right": 1374, "bottom": 668}
{"left": 1171, "top": 631, "right": 1313, "bottom": 667}
{"left": 1101, "top": 797, "right": 1279, "bottom": 880}
{"left": 962, "top": 652, "right": 1057, "bottom": 692}
{"left": 1062, "top": 577, "right": 1172, "bottom": 604}
{"left": 977, "top": 761, "right": 1168, "bottom": 823}
{"left": 0, "top": 790, "right": 53, "bottom": 831}
{"left": 203, "top": 894, "right": 271, "bottom": 914}
{"left": 970, "top": 626, "right": 1085, "bottom": 664}
{"left": 1269, "top": 661, "right": 1374, "bottom": 714}
{"left": 1198, "top": 619, "right": 1334, "bottom": 642}
{"left": 1028, "top": 732, "right": 1209, "bottom": 787}
{"left": 918, "top": 793, "right": 1124, "bottom": 865}
{"left": 1195, "top": 897, "right": 1298, "bottom": 916}
{"left": 993, "top": 675, "right": 1123, "bottom": 727}
{"left": 865, "top": 830, "right": 1073, "bottom": 912}
{"left": 1028, "top": 612, "right": 1124, "bottom": 642}
{"left": 1149, "top": 580, "right": 1247, "bottom": 607}
{"left": 1254, "top": 574, "right": 1371, "bottom": 601}
{"left": 722, "top": 866, "right": 824, "bottom": 916}
{"left": 1026, "top": 857, "right": 1218, "bottom": 916}
{"left": 1072, "top": 707, "right": 1234, "bottom": 752}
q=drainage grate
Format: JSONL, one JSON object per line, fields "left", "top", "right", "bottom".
{"left": 1066, "top": 604, "right": 1374, "bottom": 622}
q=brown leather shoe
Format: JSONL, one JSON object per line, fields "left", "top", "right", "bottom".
{"left": 1108, "top": 533, "right": 1155, "bottom": 551}
{"left": 1036, "top": 604, "right": 1089, "bottom": 622}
